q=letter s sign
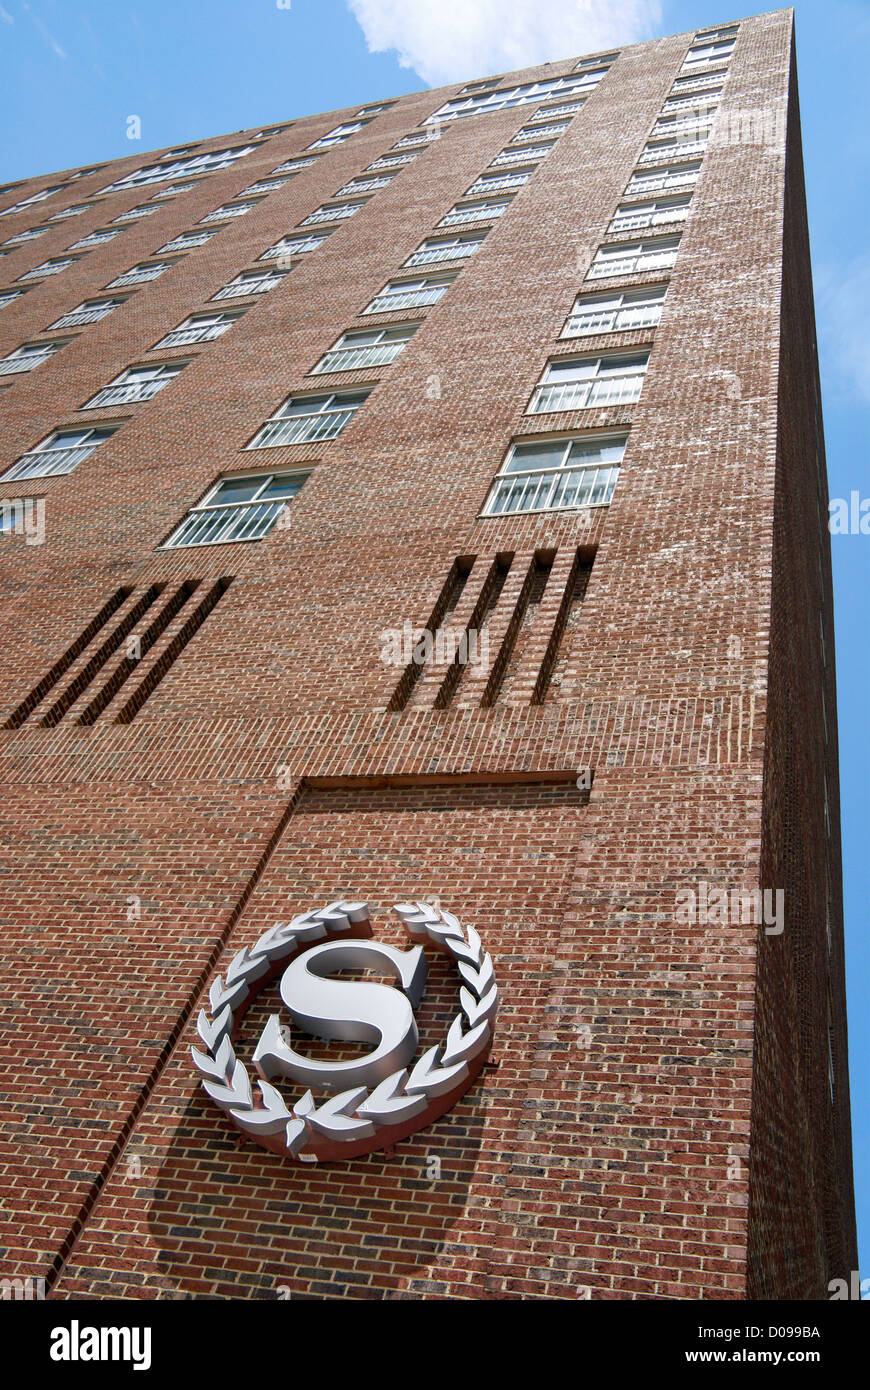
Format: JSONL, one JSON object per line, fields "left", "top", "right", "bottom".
{"left": 253, "top": 940, "right": 428, "bottom": 1090}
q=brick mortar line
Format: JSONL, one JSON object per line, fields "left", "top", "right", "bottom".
{"left": 45, "top": 776, "right": 308, "bottom": 1296}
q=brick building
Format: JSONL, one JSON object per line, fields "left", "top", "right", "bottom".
{"left": 0, "top": 7, "right": 856, "bottom": 1300}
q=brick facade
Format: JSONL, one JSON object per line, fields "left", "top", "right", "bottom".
{"left": 0, "top": 7, "right": 856, "bottom": 1299}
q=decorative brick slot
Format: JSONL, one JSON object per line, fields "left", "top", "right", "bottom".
{"left": 387, "top": 557, "right": 472, "bottom": 712}
{"left": 532, "top": 552, "right": 593, "bottom": 704}
{"left": 3, "top": 578, "right": 233, "bottom": 729}
{"left": 3, "top": 585, "right": 132, "bottom": 729}
{"left": 482, "top": 551, "right": 555, "bottom": 707}
{"left": 435, "top": 555, "right": 511, "bottom": 709}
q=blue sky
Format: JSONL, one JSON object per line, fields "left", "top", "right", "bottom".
{"left": 1, "top": 0, "right": 867, "bottom": 1286}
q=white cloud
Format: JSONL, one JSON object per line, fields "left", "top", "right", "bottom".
{"left": 816, "top": 256, "right": 870, "bottom": 408}
{"left": 347, "top": 0, "right": 662, "bottom": 87}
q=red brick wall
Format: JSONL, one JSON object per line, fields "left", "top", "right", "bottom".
{"left": 0, "top": 8, "right": 855, "bottom": 1299}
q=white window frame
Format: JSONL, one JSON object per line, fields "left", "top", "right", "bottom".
{"left": 625, "top": 161, "right": 702, "bottom": 197}
{"left": 158, "top": 229, "right": 218, "bottom": 253}
{"left": 362, "top": 274, "right": 455, "bottom": 315}
{"left": 482, "top": 433, "right": 626, "bottom": 517}
{"left": 69, "top": 228, "right": 120, "bottom": 249}
{"left": 562, "top": 285, "right": 668, "bottom": 338}
{"left": 153, "top": 311, "right": 243, "bottom": 349}
{"left": 2, "top": 425, "right": 117, "bottom": 481}
{"left": 211, "top": 267, "right": 288, "bottom": 299}
{"left": 312, "top": 325, "right": 417, "bottom": 374}
{"left": 17, "top": 257, "right": 77, "bottom": 281}
{"left": 301, "top": 199, "right": 369, "bottom": 226}
{"left": 465, "top": 169, "right": 534, "bottom": 197}
{"left": 0, "top": 340, "right": 64, "bottom": 374}
{"left": 609, "top": 194, "right": 691, "bottom": 234}
{"left": 108, "top": 260, "right": 176, "bottom": 288}
{"left": 49, "top": 298, "right": 125, "bottom": 329}
{"left": 404, "top": 233, "right": 484, "bottom": 267}
{"left": 529, "top": 352, "right": 649, "bottom": 413}
{"left": 100, "top": 145, "right": 256, "bottom": 194}
{"left": 307, "top": 121, "right": 370, "bottom": 150}
{"left": 587, "top": 235, "right": 681, "bottom": 279}
{"left": 162, "top": 471, "right": 309, "bottom": 549}
{"left": 248, "top": 391, "right": 370, "bottom": 448}
{"left": 83, "top": 362, "right": 186, "bottom": 409}
{"left": 258, "top": 232, "right": 330, "bottom": 262}
{"left": 438, "top": 197, "right": 513, "bottom": 227}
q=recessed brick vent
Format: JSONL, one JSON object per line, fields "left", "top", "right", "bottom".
{"left": 388, "top": 549, "right": 593, "bottom": 711}
{"left": 3, "top": 577, "right": 233, "bottom": 729}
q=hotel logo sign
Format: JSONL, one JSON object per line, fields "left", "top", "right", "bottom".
{"left": 191, "top": 901, "right": 498, "bottom": 1160}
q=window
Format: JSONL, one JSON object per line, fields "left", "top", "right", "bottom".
{"left": 47, "top": 204, "right": 91, "bottom": 221}
{"left": 358, "top": 102, "right": 395, "bottom": 116}
{"left": 639, "top": 133, "right": 710, "bottom": 164}
{"left": 100, "top": 145, "right": 256, "bottom": 193}
{"left": 2, "top": 426, "right": 117, "bottom": 481}
{"left": 50, "top": 297, "right": 126, "bottom": 329}
{"left": 108, "top": 260, "right": 176, "bottom": 287}
{"left": 69, "top": 228, "right": 120, "bottom": 249}
{"left": 149, "top": 183, "right": 196, "bottom": 200}
{"left": 587, "top": 235, "right": 680, "bottom": 279}
{"left": 83, "top": 362, "right": 186, "bottom": 409}
{"left": 110, "top": 205, "right": 158, "bottom": 224}
{"left": 465, "top": 168, "right": 534, "bottom": 197}
{"left": 461, "top": 79, "right": 501, "bottom": 92}
{"left": 308, "top": 121, "right": 370, "bottom": 149}
{"left": 529, "top": 352, "right": 649, "bottom": 413}
{"left": 438, "top": 196, "right": 513, "bottom": 227}
{"left": 366, "top": 151, "right": 419, "bottom": 171}
{"left": 491, "top": 143, "right": 554, "bottom": 167}
{"left": 17, "top": 257, "right": 77, "bottom": 281}
{"left": 426, "top": 69, "right": 607, "bottom": 123}
{"left": 562, "top": 285, "right": 667, "bottom": 337}
{"left": 0, "top": 340, "right": 64, "bottom": 375}
{"left": 392, "top": 132, "right": 438, "bottom": 150}
{"left": 483, "top": 434, "right": 626, "bottom": 516}
{"left": 609, "top": 194, "right": 691, "bottom": 234}
{"left": 681, "top": 39, "right": 736, "bottom": 68}
{"left": 154, "top": 311, "right": 243, "bottom": 348}
{"left": 335, "top": 174, "right": 395, "bottom": 196}
{"left": 0, "top": 290, "right": 25, "bottom": 309}
{"left": 625, "top": 161, "right": 702, "bottom": 197}
{"left": 671, "top": 69, "right": 729, "bottom": 95}
{"left": 511, "top": 121, "right": 570, "bottom": 143}
{"left": 200, "top": 201, "right": 261, "bottom": 222}
{"left": 3, "top": 228, "right": 47, "bottom": 246}
{"left": 212, "top": 267, "right": 289, "bottom": 299}
{"left": 163, "top": 472, "right": 308, "bottom": 548}
{"left": 258, "top": 231, "right": 330, "bottom": 262}
{"left": 696, "top": 25, "right": 739, "bottom": 42}
{"left": 273, "top": 156, "right": 319, "bottom": 174}
{"left": 404, "top": 233, "right": 485, "bottom": 267}
{"left": 242, "top": 178, "right": 291, "bottom": 195}
{"left": 663, "top": 87, "right": 723, "bottom": 115}
{"left": 312, "top": 325, "right": 417, "bottom": 374}
{"left": 256, "top": 124, "right": 293, "bottom": 139}
{"left": 652, "top": 108, "right": 717, "bottom": 140}
{"left": 576, "top": 52, "right": 619, "bottom": 68}
{"left": 301, "top": 199, "right": 369, "bottom": 226}
{"left": 249, "top": 391, "right": 370, "bottom": 448}
{"left": 530, "top": 100, "right": 586, "bottom": 120}
{"left": 363, "top": 274, "right": 455, "bottom": 314}
{"left": 158, "top": 228, "right": 219, "bottom": 253}
{"left": 0, "top": 184, "right": 70, "bottom": 217}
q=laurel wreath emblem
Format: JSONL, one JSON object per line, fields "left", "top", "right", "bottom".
{"left": 191, "top": 901, "right": 498, "bottom": 1160}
